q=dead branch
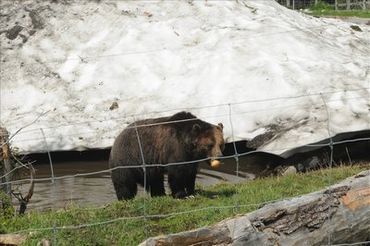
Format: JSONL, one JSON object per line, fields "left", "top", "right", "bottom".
{"left": 11, "top": 165, "right": 35, "bottom": 214}
{"left": 1, "top": 126, "right": 36, "bottom": 214}
{"left": 0, "top": 110, "right": 50, "bottom": 148}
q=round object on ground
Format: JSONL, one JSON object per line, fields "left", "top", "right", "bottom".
{"left": 210, "top": 160, "right": 221, "bottom": 168}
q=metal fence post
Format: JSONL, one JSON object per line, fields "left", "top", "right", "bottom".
{"left": 320, "top": 94, "right": 334, "bottom": 246}
{"left": 40, "top": 128, "right": 55, "bottom": 184}
{"left": 228, "top": 104, "right": 239, "bottom": 178}
{"left": 40, "top": 128, "right": 57, "bottom": 245}
{"left": 134, "top": 120, "right": 149, "bottom": 242}
{"left": 228, "top": 104, "right": 242, "bottom": 238}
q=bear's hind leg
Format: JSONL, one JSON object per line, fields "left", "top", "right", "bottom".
{"left": 112, "top": 170, "right": 138, "bottom": 200}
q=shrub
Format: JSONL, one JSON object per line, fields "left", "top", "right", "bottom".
{"left": 310, "top": 1, "right": 334, "bottom": 11}
{"left": 0, "top": 190, "right": 14, "bottom": 233}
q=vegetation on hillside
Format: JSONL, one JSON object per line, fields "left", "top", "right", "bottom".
{"left": 1, "top": 164, "right": 369, "bottom": 245}
{"left": 309, "top": 2, "right": 370, "bottom": 18}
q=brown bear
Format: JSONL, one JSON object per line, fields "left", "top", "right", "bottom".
{"left": 109, "top": 111, "right": 225, "bottom": 200}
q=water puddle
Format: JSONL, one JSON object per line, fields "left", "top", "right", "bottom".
{"left": 14, "top": 157, "right": 255, "bottom": 211}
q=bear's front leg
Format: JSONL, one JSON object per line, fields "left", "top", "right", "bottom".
{"left": 185, "top": 172, "right": 196, "bottom": 196}
{"left": 184, "top": 163, "right": 198, "bottom": 196}
{"left": 149, "top": 175, "right": 166, "bottom": 197}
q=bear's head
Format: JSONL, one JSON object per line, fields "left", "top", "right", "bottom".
{"left": 169, "top": 111, "right": 225, "bottom": 167}
{"left": 191, "top": 122, "right": 225, "bottom": 168}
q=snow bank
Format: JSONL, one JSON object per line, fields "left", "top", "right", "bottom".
{"left": 0, "top": 0, "right": 369, "bottom": 154}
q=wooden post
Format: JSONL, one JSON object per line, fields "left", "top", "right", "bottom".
{"left": 346, "top": 0, "right": 350, "bottom": 10}
{"left": 286, "top": 0, "right": 290, "bottom": 8}
{"left": 335, "top": 0, "right": 338, "bottom": 10}
{"left": 0, "top": 127, "right": 12, "bottom": 195}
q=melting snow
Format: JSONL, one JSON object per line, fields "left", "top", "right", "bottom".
{"left": 0, "top": 0, "right": 369, "bottom": 154}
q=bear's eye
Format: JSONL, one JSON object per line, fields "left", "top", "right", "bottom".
{"left": 207, "top": 143, "right": 214, "bottom": 150}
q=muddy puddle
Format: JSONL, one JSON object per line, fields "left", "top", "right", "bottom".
{"left": 14, "top": 155, "right": 262, "bottom": 211}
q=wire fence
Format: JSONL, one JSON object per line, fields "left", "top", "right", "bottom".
{"left": 1, "top": 1, "right": 369, "bottom": 244}
{"left": 4, "top": 87, "right": 370, "bottom": 149}
{"left": 2, "top": 136, "right": 370, "bottom": 186}
{"left": 1, "top": 90, "right": 370, "bottom": 245}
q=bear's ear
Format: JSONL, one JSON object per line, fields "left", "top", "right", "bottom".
{"left": 192, "top": 124, "right": 201, "bottom": 135}
{"left": 218, "top": 123, "right": 223, "bottom": 131}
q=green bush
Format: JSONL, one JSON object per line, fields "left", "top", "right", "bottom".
{"left": 310, "top": 1, "right": 334, "bottom": 11}
{"left": 0, "top": 190, "right": 15, "bottom": 233}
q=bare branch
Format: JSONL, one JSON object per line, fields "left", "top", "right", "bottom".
{"left": 1, "top": 110, "right": 50, "bottom": 148}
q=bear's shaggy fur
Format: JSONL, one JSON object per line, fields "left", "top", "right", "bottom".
{"left": 109, "top": 111, "right": 224, "bottom": 200}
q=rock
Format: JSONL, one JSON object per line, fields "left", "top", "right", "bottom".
{"left": 37, "top": 239, "right": 51, "bottom": 246}
{"left": 280, "top": 165, "right": 297, "bottom": 176}
{"left": 350, "top": 25, "right": 362, "bottom": 32}
{"left": 0, "top": 234, "right": 27, "bottom": 245}
{"left": 273, "top": 165, "right": 297, "bottom": 176}
{"left": 109, "top": 101, "right": 119, "bottom": 110}
{"left": 28, "top": 10, "right": 45, "bottom": 29}
{"left": 6, "top": 25, "right": 23, "bottom": 40}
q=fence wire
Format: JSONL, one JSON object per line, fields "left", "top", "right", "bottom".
{"left": 2, "top": 96, "right": 369, "bottom": 245}
{"left": 1, "top": 1, "right": 370, "bottom": 244}
{"left": 6, "top": 87, "right": 370, "bottom": 136}
{"left": 1, "top": 137, "right": 369, "bottom": 186}
{"left": 4, "top": 92, "right": 369, "bottom": 153}
{"left": 11, "top": 198, "right": 293, "bottom": 234}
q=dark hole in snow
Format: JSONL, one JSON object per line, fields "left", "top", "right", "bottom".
{"left": 281, "top": 129, "right": 370, "bottom": 172}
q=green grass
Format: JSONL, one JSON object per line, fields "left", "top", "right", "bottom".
{"left": 2, "top": 164, "right": 369, "bottom": 246}
{"left": 310, "top": 9, "right": 370, "bottom": 18}
{"left": 308, "top": 2, "right": 370, "bottom": 18}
